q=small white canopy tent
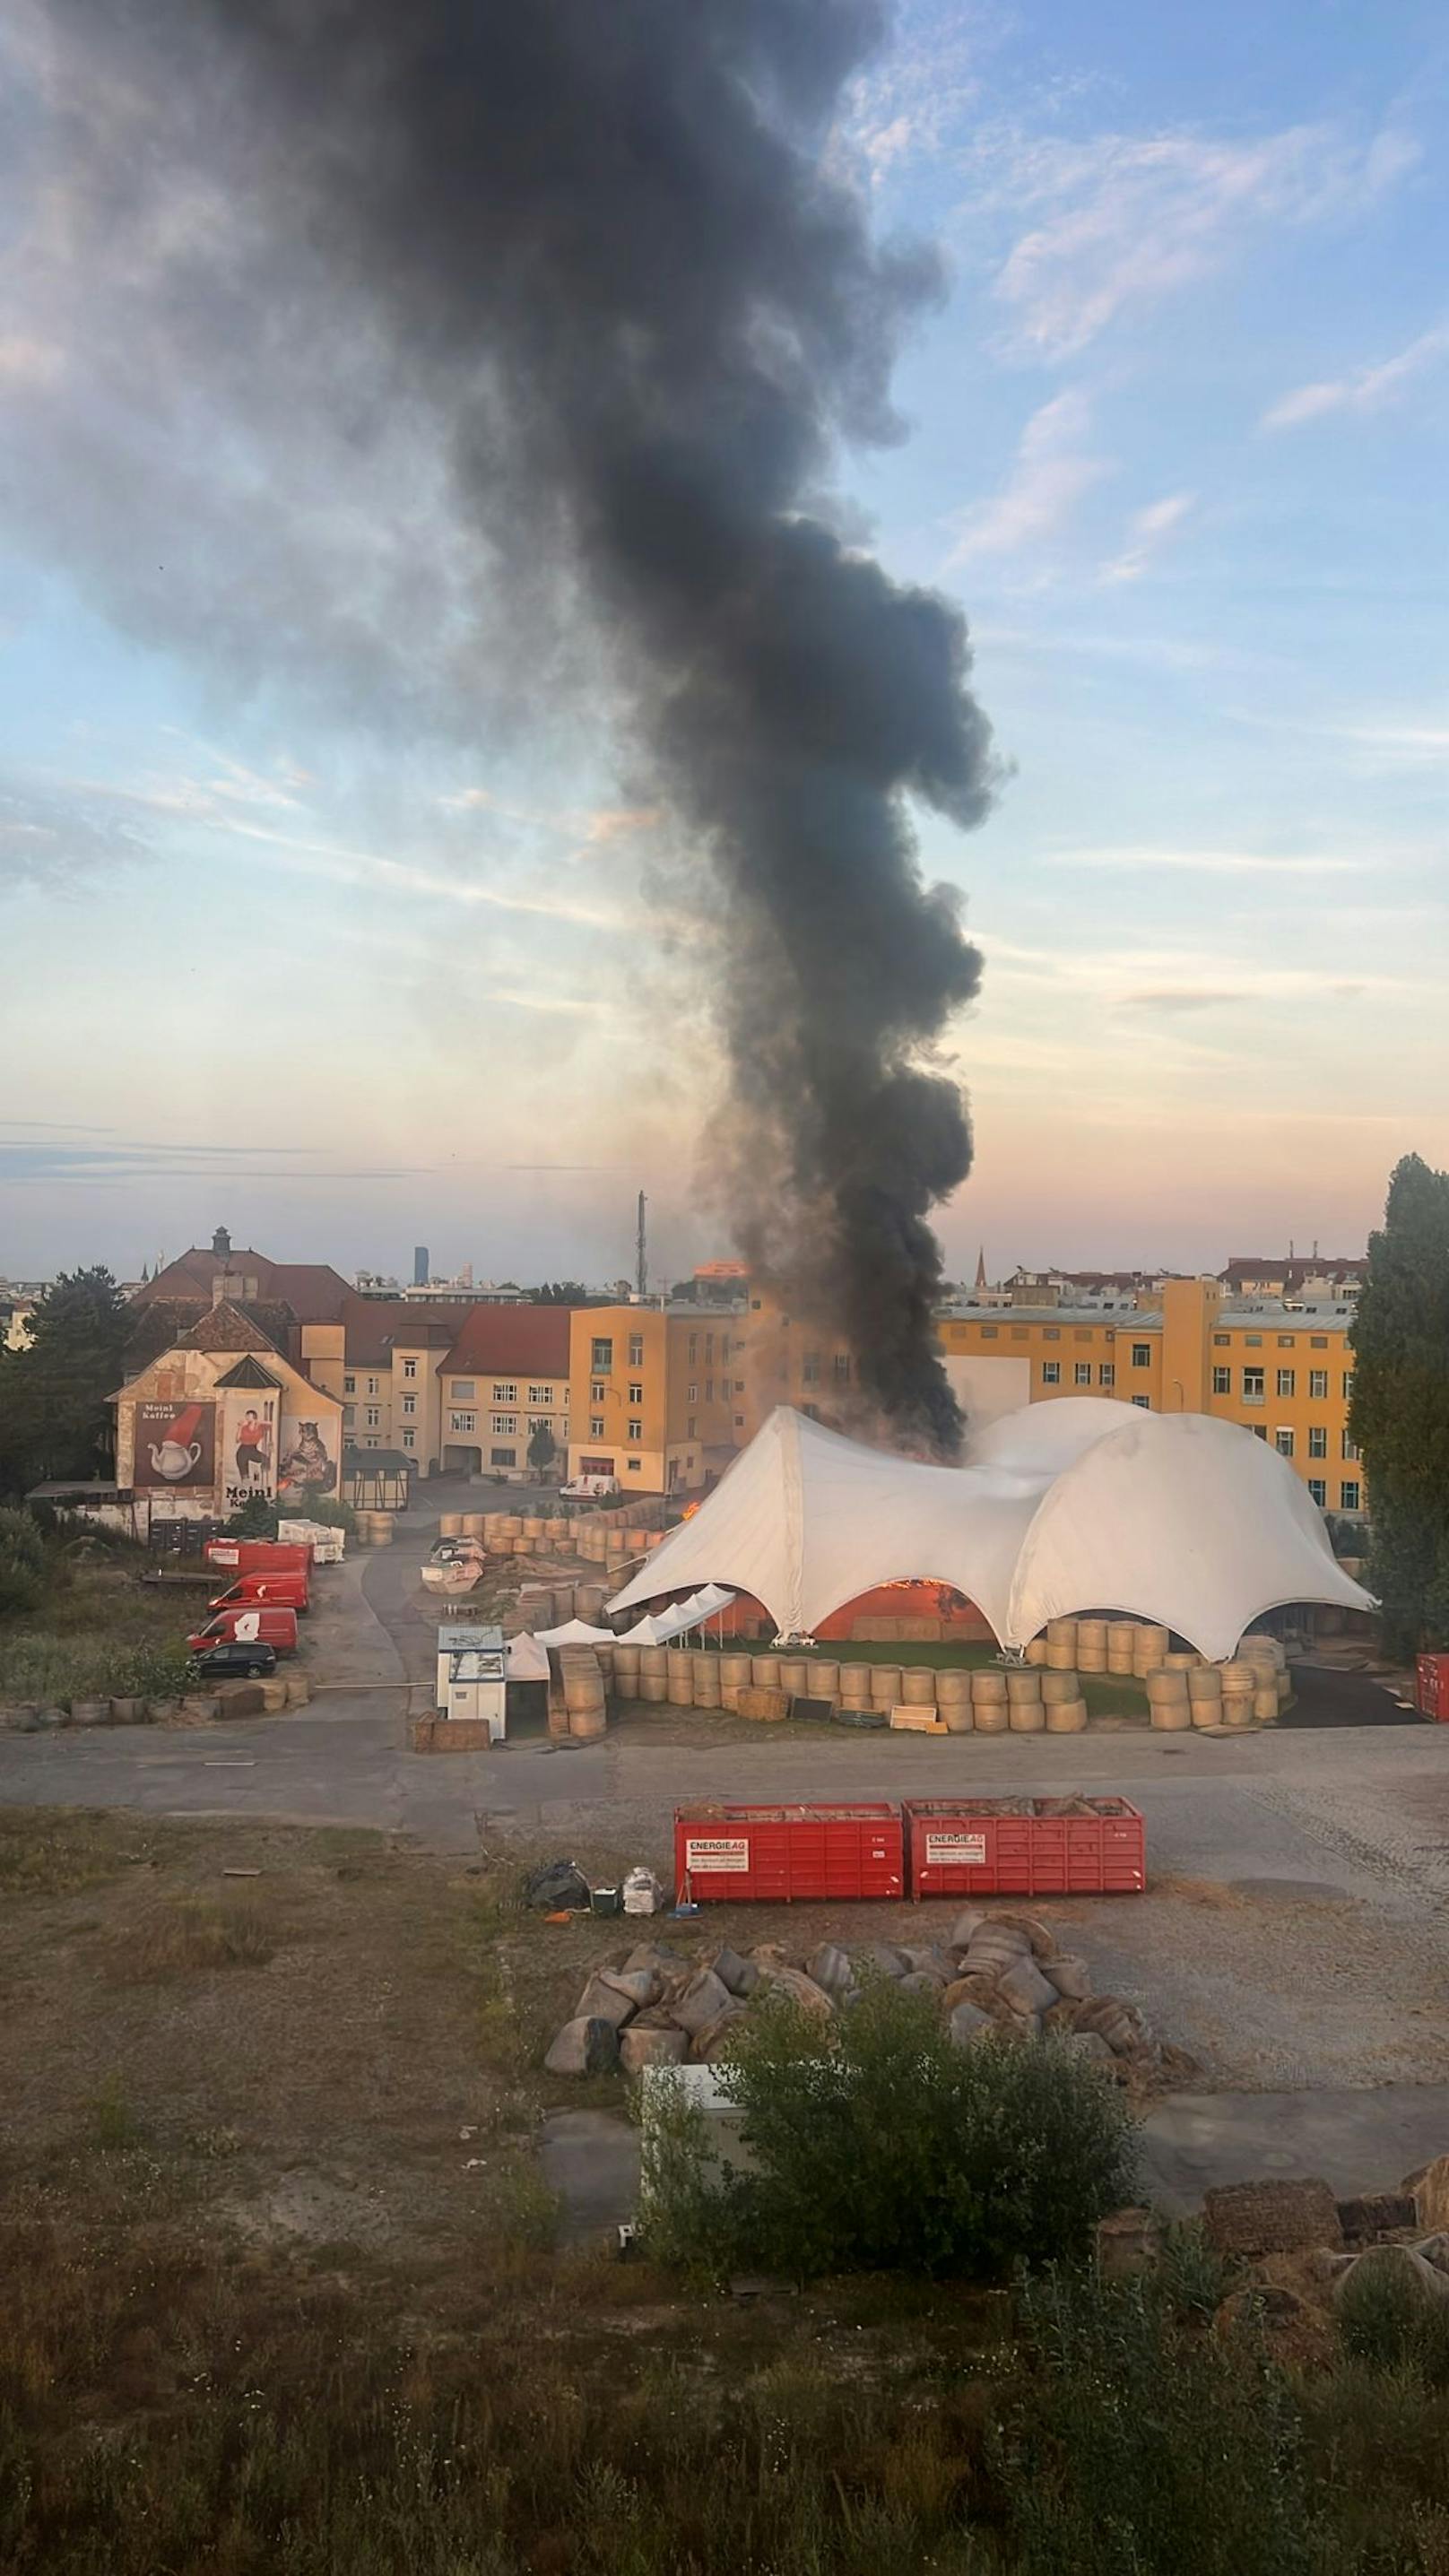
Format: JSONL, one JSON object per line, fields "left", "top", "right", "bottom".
{"left": 606, "top": 1401, "right": 1373, "bottom": 1662}
{"left": 534, "top": 1616, "right": 618, "bottom": 1646}
{"left": 613, "top": 1586, "right": 737, "bottom": 1647}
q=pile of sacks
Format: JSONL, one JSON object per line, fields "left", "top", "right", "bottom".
{"left": 543, "top": 1906, "right": 1163, "bottom": 2081}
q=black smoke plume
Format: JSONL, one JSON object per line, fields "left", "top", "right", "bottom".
{"left": 63, "top": 0, "right": 1001, "bottom": 1452}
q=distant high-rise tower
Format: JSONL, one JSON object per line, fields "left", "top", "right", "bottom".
{"left": 413, "top": 1245, "right": 429, "bottom": 1287}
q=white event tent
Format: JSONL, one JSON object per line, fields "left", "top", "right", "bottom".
{"left": 606, "top": 1401, "right": 1374, "bottom": 1663}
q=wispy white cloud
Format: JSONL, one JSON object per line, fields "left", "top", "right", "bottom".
{"left": 1099, "top": 490, "right": 1195, "bottom": 585}
{"left": 1262, "top": 321, "right": 1449, "bottom": 430}
{"left": 961, "top": 122, "right": 1418, "bottom": 360}
{"left": 1043, "top": 845, "right": 1359, "bottom": 876}
{"left": 946, "top": 390, "right": 1108, "bottom": 562}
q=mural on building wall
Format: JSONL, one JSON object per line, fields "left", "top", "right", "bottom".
{"left": 221, "top": 1394, "right": 277, "bottom": 1514}
{"left": 277, "top": 1414, "right": 340, "bottom": 1502}
{"left": 134, "top": 1400, "right": 217, "bottom": 1489}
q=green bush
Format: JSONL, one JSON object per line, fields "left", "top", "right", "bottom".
{"left": 639, "top": 1981, "right": 1137, "bottom": 2283}
{"left": 0, "top": 1505, "right": 48, "bottom": 1618}
{"left": 223, "top": 1496, "right": 280, "bottom": 1539}
{"left": 1003, "top": 2261, "right": 1326, "bottom": 2576}
{"left": 1337, "top": 2256, "right": 1449, "bottom": 2386}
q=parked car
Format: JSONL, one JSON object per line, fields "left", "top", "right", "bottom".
{"left": 561, "top": 1473, "right": 620, "bottom": 1497}
{"left": 189, "top": 1638, "right": 278, "bottom": 1681}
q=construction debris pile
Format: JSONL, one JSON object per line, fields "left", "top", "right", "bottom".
{"left": 544, "top": 1906, "right": 1176, "bottom": 2085}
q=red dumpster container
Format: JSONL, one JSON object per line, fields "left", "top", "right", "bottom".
{"left": 904, "top": 1797, "right": 1145, "bottom": 1899}
{"left": 1418, "top": 1654, "right": 1449, "bottom": 1719}
{"left": 674, "top": 1804, "right": 904, "bottom": 1904}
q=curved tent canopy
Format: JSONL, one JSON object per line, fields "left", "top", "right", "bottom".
{"left": 606, "top": 1402, "right": 1373, "bottom": 1662}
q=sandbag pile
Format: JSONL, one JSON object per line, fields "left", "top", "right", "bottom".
{"left": 543, "top": 1906, "right": 1165, "bottom": 2082}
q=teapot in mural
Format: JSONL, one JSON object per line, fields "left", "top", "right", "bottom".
{"left": 148, "top": 1404, "right": 205, "bottom": 1480}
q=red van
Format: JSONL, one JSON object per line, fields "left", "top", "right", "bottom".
{"left": 204, "top": 1540, "right": 314, "bottom": 1575}
{"left": 187, "top": 1604, "right": 299, "bottom": 1657}
{"left": 208, "top": 1571, "right": 310, "bottom": 1614}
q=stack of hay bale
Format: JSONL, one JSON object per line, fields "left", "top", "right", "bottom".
{"left": 544, "top": 1908, "right": 1165, "bottom": 2082}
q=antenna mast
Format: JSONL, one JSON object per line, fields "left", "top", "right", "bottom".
{"left": 636, "top": 1190, "right": 647, "bottom": 1299}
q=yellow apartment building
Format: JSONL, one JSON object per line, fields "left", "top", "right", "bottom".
{"left": 937, "top": 1275, "right": 1365, "bottom": 1520}
{"left": 566, "top": 1304, "right": 734, "bottom": 1494}
{"left": 434, "top": 1306, "right": 574, "bottom": 1479}
{"left": 727, "top": 1287, "right": 856, "bottom": 1444}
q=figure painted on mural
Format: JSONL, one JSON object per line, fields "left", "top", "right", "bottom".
{"left": 235, "top": 1408, "right": 272, "bottom": 1489}
{"left": 278, "top": 1419, "right": 334, "bottom": 1495}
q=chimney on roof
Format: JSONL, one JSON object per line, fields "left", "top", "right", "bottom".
{"left": 213, "top": 1225, "right": 231, "bottom": 1260}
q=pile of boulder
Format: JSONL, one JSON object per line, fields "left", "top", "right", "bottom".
{"left": 543, "top": 1905, "right": 1167, "bottom": 2082}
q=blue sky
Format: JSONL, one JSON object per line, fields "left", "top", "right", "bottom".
{"left": 1, "top": 0, "right": 1445, "bottom": 1285}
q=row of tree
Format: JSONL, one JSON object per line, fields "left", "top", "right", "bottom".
{"left": 0, "top": 1268, "right": 130, "bottom": 1502}
{"left": 1350, "top": 1155, "right": 1449, "bottom": 1660}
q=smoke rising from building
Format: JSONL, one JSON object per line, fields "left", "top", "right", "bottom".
{"left": 56, "top": 0, "right": 1000, "bottom": 1452}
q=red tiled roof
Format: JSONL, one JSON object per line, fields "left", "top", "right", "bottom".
{"left": 134, "top": 1248, "right": 350, "bottom": 1322}
{"left": 177, "top": 1299, "right": 285, "bottom": 1356}
{"left": 438, "top": 1305, "right": 573, "bottom": 1376}
{"left": 341, "top": 1294, "right": 476, "bottom": 1367}
{"left": 1223, "top": 1253, "right": 1367, "bottom": 1288}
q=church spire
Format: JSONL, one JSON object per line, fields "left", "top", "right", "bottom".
{"left": 975, "top": 1245, "right": 988, "bottom": 1290}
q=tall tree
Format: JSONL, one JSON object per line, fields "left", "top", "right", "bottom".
{"left": 0, "top": 1267, "right": 130, "bottom": 1497}
{"left": 1350, "top": 1156, "right": 1449, "bottom": 1658}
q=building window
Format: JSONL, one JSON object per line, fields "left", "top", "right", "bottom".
{"left": 402, "top": 1428, "right": 415, "bottom": 1449}
{"left": 589, "top": 1415, "right": 604, "bottom": 1438}
{"left": 365, "top": 1406, "right": 380, "bottom": 1428}
{"left": 492, "top": 1382, "right": 517, "bottom": 1405}
{"left": 343, "top": 1406, "right": 355, "bottom": 1430}
{"left": 452, "top": 1380, "right": 476, "bottom": 1402}
{"left": 1213, "top": 1333, "right": 1230, "bottom": 1348}
{"left": 491, "top": 1414, "right": 516, "bottom": 1435}
{"left": 721, "top": 1336, "right": 730, "bottom": 1365}
{"left": 1342, "top": 1432, "right": 1359, "bottom": 1461}
{"left": 705, "top": 1333, "right": 714, "bottom": 1364}
{"left": 1211, "top": 1366, "right": 1231, "bottom": 1395}
{"left": 687, "top": 1416, "right": 698, "bottom": 1439}
{"left": 1309, "top": 1427, "right": 1328, "bottom": 1458}
{"left": 628, "top": 1381, "right": 643, "bottom": 1405}
{"left": 687, "top": 1382, "right": 698, "bottom": 1403}
{"left": 1073, "top": 1362, "right": 1091, "bottom": 1386}
{"left": 734, "top": 1379, "right": 745, "bottom": 1394}
{"left": 403, "top": 1357, "right": 418, "bottom": 1381}
{"left": 450, "top": 1410, "right": 476, "bottom": 1434}
{"left": 1041, "top": 1360, "right": 1061, "bottom": 1384}
{"left": 687, "top": 1334, "right": 698, "bottom": 1366}
{"left": 527, "top": 1384, "right": 552, "bottom": 1406}
{"left": 803, "top": 1353, "right": 820, "bottom": 1386}
{"left": 1311, "top": 1334, "right": 1329, "bottom": 1349}
{"left": 343, "top": 1374, "right": 356, "bottom": 1395}
{"left": 734, "top": 1413, "right": 745, "bottom": 1427}
{"left": 1132, "top": 1395, "right": 1151, "bottom": 1409}
{"left": 1011, "top": 1325, "right": 1028, "bottom": 1340}
{"left": 1342, "top": 1371, "right": 1355, "bottom": 1401}
{"left": 980, "top": 1324, "right": 998, "bottom": 1340}
{"left": 1074, "top": 1329, "right": 1093, "bottom": 1343}
{"left": 705, "top": 1378, "right": 714, "bottom": 1401}
{"left": 1244, "top": 1335, "right": 1262, "bottom": 1349}
{"left": 1242, "top": 1368, "right": 1264, "bottom": 1403}
{"left": 628, "top": 1334, "right": 644, "bottom": 1366}
{"left": 365, "top": 1436, "right": 378, "bottom": 1450}
{"left": 1132, "top": 1343, "right": 1151, "bottom": 1367}
{"left": 490, "top": 1446, "right": 516, "bottom": 1468}
{"left": 1308, "top": 1478, "right": 1327, "bottom": 1506}
{"left": 1309, "top": 1369, "right": 1329, "bottom": 1399}
{"left": 1275, "top": 1428, "right": 1295, "bottom": 1457}
{"left": 1277, "top": 1368, "right": 1296, "bottom": 1398}
{"left": 1254, "top": 1425, "right": 1268, "bottom": 1440}
{"left": 591, "top": 1338, "right": 613, "bottom": 1373}
{"left": 833, "top": 1355, "right": 850, "bottom": 1383}
{"left": 366, "top": 1375, "right": 380, "bottom": 1396}
{"left": 627, "top": 1459, "right": 642, "bottom": 1473}
{"left": 628, "top": 1419, "right": 642, "bottom": 1442}
{"left": 1043, "top": 1327, "right": 1060, "bottom": 1341}
{"left": 402, "top": 1394, "right": 416, "bottom": 1417}
{"left": 1277, "top": 1333, "right": 1296, "bottom": 1349}
{"left": 1098, "top": 1363, "right": 1115, "bottom": 1388}
{"left": 1340, "top": 1479, "right": 1361, "bottom": 1511}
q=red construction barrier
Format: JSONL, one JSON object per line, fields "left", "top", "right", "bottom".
{"left": 674, "top": 1803, "right": 904, "bottom": 1904}
{"left": 904, "top": 1797, "right": 1146, "bottom": 1899}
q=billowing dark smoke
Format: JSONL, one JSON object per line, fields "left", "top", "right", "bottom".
{"left": 68, "top": 0, "right": 1000, "bottom": 1452}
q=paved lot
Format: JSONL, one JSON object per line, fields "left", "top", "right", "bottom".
{"left": 6, "top": 1490, "right": 1449, "bottom": 2118}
